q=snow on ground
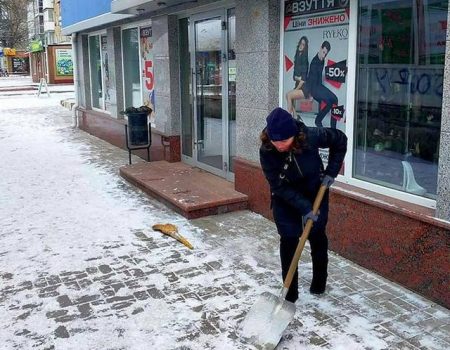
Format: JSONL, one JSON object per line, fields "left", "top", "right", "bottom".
{"left": 0, "top": 76, "right": 35, "bottom": 88}
{"left": 0, "top": 83, "right": 449, "bottom": 350}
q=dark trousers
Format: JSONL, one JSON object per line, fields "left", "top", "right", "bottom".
{"left": 280, "top": 229, "right": 328, "bottom": 302}
{"left": 312, "top": 85, "right": 338, "bottom": 128}
{"left": 272, "top": 191, "right": 329, "bottom": 302}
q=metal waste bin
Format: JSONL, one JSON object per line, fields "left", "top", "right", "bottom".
{"left": 127, "top": 112, "right": 149, "bottom": 146}
{"left": 124, "top": 112, "right": 151, "bottom": 164}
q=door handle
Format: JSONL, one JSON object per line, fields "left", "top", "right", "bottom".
{"left": 191, "top": 68, "right": 196, "bottom": 97}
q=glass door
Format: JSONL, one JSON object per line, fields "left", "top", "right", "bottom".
{"left": 180, "top": 9, "right": 235, "bottom": 180}
{"left": 193, "top": 14, "right": 225, "bottom": 176}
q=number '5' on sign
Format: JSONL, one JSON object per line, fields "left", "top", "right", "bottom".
{"left": 143, "top": 60, "right": 154, "bottom": 90}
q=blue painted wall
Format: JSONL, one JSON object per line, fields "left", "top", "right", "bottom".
{"left": 61, "top": 0, "right": 111, "bottom": 28}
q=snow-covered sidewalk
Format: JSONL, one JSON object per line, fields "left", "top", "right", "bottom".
{"left": 0, "top": 92, "right": 449, "bottom": 349}
{"left": 0, "top": 75, "right": 74, "bottom": 95}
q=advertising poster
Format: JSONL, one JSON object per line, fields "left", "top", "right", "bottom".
{"left": 55, "top": 49, "right": 73, "bottom": 76}
{"left": 283, "top": 0, "right": 349, "bottom": 135}
{"left": 140, "top": 26, "right": 155, "bottom": 122}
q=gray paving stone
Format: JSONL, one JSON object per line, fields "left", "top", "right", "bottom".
{"left": 111, "top": 301, "right": 134, "bottom": 310}
{"left": 99, "top": 286, "right": 115, "bottom": 298}
{"left": 131, "top": 307, "right": 144, "bottom": 315}
{"left": 105, "top": 295, "right": 135, "bottom": 304}
{"left": 46, "top": 310, "right": 69, "bottom": 319}
{"left": 54, "top": 314, "right": 79, "bottom": 323}
{"left": 147, "top": 287, "right": 165, "bottom": 299}
{"left": 46, "top": 275, "right": 62, "bottom": 286}
{"left": 16, "top": 311, "right": 31, "bottom": 320}
{"left": 56, "top": 295, "right": 72, "bottom": 308}
{"left": 72, "top": 295, "right": 101, "bottom": 305}
{"left": 38, "top": 285, "right": 60, "bottom": 298}
{"left": 22, "top": 302, "right": 42, "bottom": 310}
{"left": 77, "top": 303, "right": 93, "bottom": 318}
{"left": 33, "top": 278, "right": 48, "bottom": 288}
{"left": 124, "top": 279, "right": 141, "bottom": 289}
{"left": 98, "top": 265, "right": 113, "bottom": 274}
{"left": 198, "top": 319, "right": 219, "bottom": 335}
{"left": 409, "top": 332, "right": 450, "bottom": 349}
{"left": 85, "top": 267, "right": 99, "bottom": 275}
{"left": 63, "top": 281, "right": 80, "bottom": 291}
{"left": 92, "top": 273, "right": 115, "bottom": 283}
{"left": 54, "top": 325, "right": 70, "bottom": 339}
{"left": 133, "top": 290, "right": 150, "bottom": 301}
{"left": 77, "top": 278, "right": 93, "bottom": 289}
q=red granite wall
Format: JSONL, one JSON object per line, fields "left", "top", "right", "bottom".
{"left": 77, "top": 109, "right": 181, "bottom": 163}
{"left": 234, "top": 157, "right": 450, "bottom": 309}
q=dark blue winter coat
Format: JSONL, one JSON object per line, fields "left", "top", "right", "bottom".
{"left": 260, "top": 121, "right": 347, "bottom": 237}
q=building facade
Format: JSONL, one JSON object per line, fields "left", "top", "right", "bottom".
{"left": 62, "top": 0, "right": 450, "bottom": 308}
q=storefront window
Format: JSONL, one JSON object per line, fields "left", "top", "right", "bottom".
{"left": 354, "top": 0, "right": 447, "bottom": 199}
{"left": 122, "top": 28, "right": 141, "bottom": 108}
{"left": 88, "top": 35, "right": 103, "bottom": 109}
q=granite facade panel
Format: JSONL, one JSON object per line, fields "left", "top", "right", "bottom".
{"left": 168, "top": 15, "right": 181, "bottom": 135}
{"left": 112, "top": 27, "right": 124, "bottom": 119}
{"left": 436, "top": 14, "right": 450, "bottom": 220}
{"left": 235, "top": 0, "right": 270, "bottom": 53}
{"left": 154, "top": 57, "right": 171, "bottom": 97}
{"left": 152, "top": 16, "right": 169, "bottom": 59}
{"left": 236, "top": 106, "right": 268, "bottom": 163}
{"left": 441, "top": 37, "right": 450, "bottom": 133}
{"left": 153, "top": 94, "right": 172, "bottom": 134}
{"left": 235, "top": 51, "right": 270, "bottom": 110}
{"left": 437, "top": 132, "right": 450, "bottom": 219}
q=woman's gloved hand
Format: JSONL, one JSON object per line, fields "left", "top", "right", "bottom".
{"left": 322, "top": 175, "right": 335, "bottom": 188}
{"left": 303, "top": 210, "right": 318, "bottom": 223}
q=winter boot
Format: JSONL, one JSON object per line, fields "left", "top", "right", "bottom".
{"left": 310, "top": 261, "right": 328, "bottom": 295}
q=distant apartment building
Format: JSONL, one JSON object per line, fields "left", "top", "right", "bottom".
{"left": 0, "top": 2, "right": 29, "bottom": 73}
{"left": 28, "top": 0, "right": 73, "bottom": 83}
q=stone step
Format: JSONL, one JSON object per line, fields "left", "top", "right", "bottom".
{"left": 120, "top": 161, "right": 248, "bottom": 219}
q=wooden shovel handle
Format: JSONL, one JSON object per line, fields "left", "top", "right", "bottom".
{"left": 283, "top": 184, "right": 328, "bottom": 290}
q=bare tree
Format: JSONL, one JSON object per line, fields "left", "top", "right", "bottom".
{"left": 0, "top": 0, "right": 31, "bottom": 49}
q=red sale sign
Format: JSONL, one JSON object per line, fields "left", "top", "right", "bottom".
{"left": 140, "top": 26, "right": 155, "bottom": 113}
{"left": 144, "top": 60, "right": 154, "bottom": 90}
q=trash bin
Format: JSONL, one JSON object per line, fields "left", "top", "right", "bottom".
{"left": 127, "top": 112, "right": 150, "bottom": 146}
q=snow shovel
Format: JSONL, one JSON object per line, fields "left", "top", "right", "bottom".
{"left": 240, "top": 184, "right": 328, "bottom": 350}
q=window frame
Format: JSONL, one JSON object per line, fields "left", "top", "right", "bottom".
{"left": 120, "top": 20, "right": 151, "bottom": 110}
{"left": 88, "top": 30, "right": 108, "bottom": 113}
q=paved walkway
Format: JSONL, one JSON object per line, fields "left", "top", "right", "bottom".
{"left": 0, "top": 75, "right": 74, "bottom": 95}
{"left": 0, "top": 82, "right": 449, "bottom": 349}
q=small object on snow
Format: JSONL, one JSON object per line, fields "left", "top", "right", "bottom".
{"left": 152, "top": 223, "right": 193, "bottom": 249}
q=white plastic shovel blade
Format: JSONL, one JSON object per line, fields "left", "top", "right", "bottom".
{"left": 240, "top": 291, "right": 296, "bottom": 350}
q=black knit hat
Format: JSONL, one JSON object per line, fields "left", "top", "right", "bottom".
{"left": 266, "top": 107, "right": 298, "bottom": 141}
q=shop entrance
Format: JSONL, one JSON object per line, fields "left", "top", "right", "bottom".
{"left": 179, "top": 9, "right": 236, "bottom": 180}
